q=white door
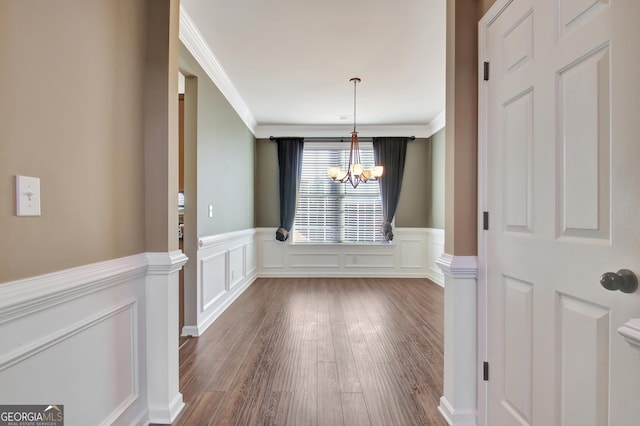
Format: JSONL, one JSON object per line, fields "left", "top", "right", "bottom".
{"left": 483, "top": 0, "right": 640, "bottom": 425}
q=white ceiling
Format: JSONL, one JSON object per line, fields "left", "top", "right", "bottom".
{"left": 179, "top": 0, "right": 446, "bottom": 138}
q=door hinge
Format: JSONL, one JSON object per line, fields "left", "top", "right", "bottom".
{"left": 483, "top": 61, "right": 490, "bottom": 81}
{"left": 483, "top": 361, "right": 489, "bottom": 381}
{"left": 483, "top": 211, "right": 489, "bottom": 230}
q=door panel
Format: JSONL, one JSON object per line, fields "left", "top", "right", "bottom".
{"left": 484, "top": 0, "right": 640, "bottom": 425}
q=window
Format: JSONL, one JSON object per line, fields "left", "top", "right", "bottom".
{"left": 293, "top": 142, "right": 384, "bottom": 243}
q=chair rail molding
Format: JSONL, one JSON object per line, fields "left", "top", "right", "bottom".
{"left": 0, "top": 252, "right": 190, "bottom": 426}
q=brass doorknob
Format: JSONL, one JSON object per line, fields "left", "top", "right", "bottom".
{"left": 600, "top": 269, "right": 638, "bottom": 294}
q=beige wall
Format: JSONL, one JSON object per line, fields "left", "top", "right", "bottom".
{"left": 144, "top": 0, "right": 180, "bottom": 253}
{"left": 254, "top": 137, "right": 444, "bottom": 229}
{"left": 444, "top": 0, "right": 480, "bottom": 256}
{"left": 0, "top": 0, "right": 155, "bottom": 282}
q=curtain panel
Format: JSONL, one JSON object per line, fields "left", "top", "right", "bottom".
{"left": 373, "top": 137, "right": 408, "bottom": 241}
{"left": 276, "top": 138, "right": 304, "bottom": 241}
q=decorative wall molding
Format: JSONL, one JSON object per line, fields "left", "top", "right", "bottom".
{"left": 178, "top": 5, "right": 257, "bottom": 133}
{"left": 619, "top": 319, "right": 640, "bottom": 351}
{"left": 183, "top": 229, "right": 258, "bottom": 336}
{"left": 0, "top": 254, "right": 157, "bottom": 426}
{"left": 0, "top": 299, "right": 137, "bottom": 373}
{"left": 436, "top": 253, "right": 479, "bottom": 279}
{"left": 199, "top": 228, "right": 256, "bottom": 249}
{"left": 256, "top": 227, "right": 444, "bottom": 282}
{"left": 0, "top": 254, "right": 147, "bottom": 325}
{"left": 145, "top": 250, "right": 187, "bottom": 424}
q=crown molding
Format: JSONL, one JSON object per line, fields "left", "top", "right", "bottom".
{"left": 426, "top": 110, "right": 446, "bottom": 135}
{"left": 254, "top": 113, "right": 446, "bottom": 139}
{"left": 178, "top": 5, "right": 257, "bottom": 134}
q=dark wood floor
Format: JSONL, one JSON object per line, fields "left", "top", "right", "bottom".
{"left": 173, "top": 277, "right": 446, "bottom": 426}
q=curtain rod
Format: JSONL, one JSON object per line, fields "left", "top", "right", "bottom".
{"left": 268, "top": 136, "right": 416, "bottom": 142}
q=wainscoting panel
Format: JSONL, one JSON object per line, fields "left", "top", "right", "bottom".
{"left": 255, "top": 228, "right": 445, "bottom": 285}
{"left": 201, "top": 252, "right": 227, "bottom": 311}
{"left": 228, "top": 245, "right": 245, "bottom": 290}
{"left": 186, "top": 229, "right": 258, "bottom": 336}
{"left": 0, "top": 255, "right": 151, "bottom": 426}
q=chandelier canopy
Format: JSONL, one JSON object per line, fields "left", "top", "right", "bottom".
{"left": 327, "top": 77, "right": 383, "bottom": 188}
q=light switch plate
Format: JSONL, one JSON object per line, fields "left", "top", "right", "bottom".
{"left": 16, "top": 175, "right": 41, "bottom": 216}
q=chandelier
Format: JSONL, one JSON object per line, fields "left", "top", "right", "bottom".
{"left": 327, "top": 77, "right": 383, "bottom": 188}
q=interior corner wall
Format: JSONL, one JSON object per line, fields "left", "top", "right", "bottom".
{"left": 428, "top": 128, "right": 446, "bottom": 229}
{"left": 255, "top": 138, "right": 280, "bottom": 228}
{"left": 178, "top": 44, "right": 255, "bottom": 238}
{"left": 395, "top": 138, "right": 429, "bottom": 228}
{"left": 0, "top": 0, "right": 147, "bottom": 283}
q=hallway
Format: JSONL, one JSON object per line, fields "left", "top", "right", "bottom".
{"left": 173, "top": 277, "right": 446, "bottom": 425}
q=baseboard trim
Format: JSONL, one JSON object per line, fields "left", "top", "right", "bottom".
{"left": 438, "top": 396, "right": 477, "bottom": 426}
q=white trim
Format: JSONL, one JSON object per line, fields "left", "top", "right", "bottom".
{"left": 146, "top": 250, "right": 188, "bottom": 275}
{"left": 436, "top": 253, "right": 479, "bottom": 279}
{"left": 0, "top": 299, "right": 136, "bottom": 372}
{"left": 254, "top": 115, "right": 446, "bottom": 139}
{"left": 0, "top": 254, "right": 147, "bottom": 325}
{"left": 188, "top": 276, "right": 254, "bottom": 336}
{"left": 619, "top": 319, "right": 640, "bottom": 351}
{"left": 145, "top": 251, "right": 186, "bottom": 424}
{"left": 476, "top": 3, "right": 512, "bottom": 425}
{"left": 426, "top": 110, "right": 446, "bottom": 136}
{"left": 256, "top": 227, "right": 443, "bottom": 281}
{"left": 439, "top": 396, "right": 477, "bottom": 426}
{"left": 178, "top": 5, "right": 257, "bottom": 134}
{"left": 199, "top": 228, "right": 256, "bottom": 249}
{"left": 184, "top": 229, "right": 258, "bottom": 336}
{"left": 0, "top": 253, "right": 172, "bottom": 426}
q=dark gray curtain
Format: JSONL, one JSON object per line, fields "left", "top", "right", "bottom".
{"left": 276, "top": 138, "right": 304, "bottom": 241}
{"left": 373, "top": 137, "right": 408, "bottom": 241}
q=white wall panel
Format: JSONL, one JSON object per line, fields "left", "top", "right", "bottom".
{"left": 256, "top": 228, "right": 444, "bottom": 284}
{"left": 228, "top": 245, "right": 245, "bottom": 289}
{"left": 399, "top": 240, "right": 424, "bottom": 269}
{"left": 290, "top": 253, "right": 340, "bottom": 268}
{"left": 0, "top": 255, "right": 151, "bottom": 426}
{"left": 201, "top": 253, "right": 227, "bottom": 311}
{"left": 187, "top": 229, "right": 258, "bottom": 336}
{"left": 246, "top": 241, "right": 257, "bottom": 275}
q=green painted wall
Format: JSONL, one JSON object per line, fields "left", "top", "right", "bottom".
{"left": 179, "top": 45, "right": 255, "bottom": 237}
